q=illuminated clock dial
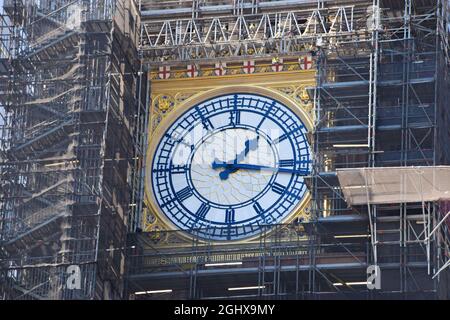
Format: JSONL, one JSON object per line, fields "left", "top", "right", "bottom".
{"left": 149, "top": 93, "right": 311, "bottom": 241}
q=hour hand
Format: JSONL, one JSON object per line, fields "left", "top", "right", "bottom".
{"left": 212, "top": 159, "right": 237, "bottom": 180}
{"left": 211, "top": 136, "right": 260, "bottom": 180}
{"left": 212, "top": 159, "right": 227, "bottom": 170}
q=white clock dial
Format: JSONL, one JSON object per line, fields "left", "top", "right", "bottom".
{"left": 190, "top": 128, "right": 276, "bottom": 206}
{"left": 149, "top": 93, "right": 311, "bottom": 241}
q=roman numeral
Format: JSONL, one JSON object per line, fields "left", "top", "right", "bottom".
{"left": 279, "top": 159, "right": 294, "bottom": 167}
{"left": 253, "top": 202, "right": 264, "bottom": 216}
{"left": 164, "top": 133, "right": 191, "bottom": 148}
{"left": 176, "top": 187, "right": 193, "bottom": 202}
{"left": 274, "top": 126, "right": 303, "bottom": 144}
{"left": 195, "top": 106, "right": 214, "bottom": 130}
{"left": 274, "top": 133, "right": 289, "bottom": 144}
{"left": 202, "top": 118, "right": 214, "bottom": 130}
{"left": 230, "top": 95, "right": 241, "bottom": 126}
{"left": 170, "top": 165, "right": 187, "bottom": 174}
{"left": 230, "top": 110, "right": 240, "bottom": 125}
{"left": 272, "top": 182, "right": 286, "bottom": 195}
{"left": 225, "top": 209, "right": 235, "bottom": 223}
{"left": 279, "top": 159, "right": 311, "bottom": 168}
{"left": 196, "top": 203, "right": 210, "bottom": 219}
{"left": 256, "top": 101, "right": 275, "bottom": 129}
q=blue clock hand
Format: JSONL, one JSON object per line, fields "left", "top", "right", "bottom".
{"left": 214, "top": 136, "right": 260, "bottom": 180}
{"left": 213, "top": 161, "right": 309, "bottom": 175}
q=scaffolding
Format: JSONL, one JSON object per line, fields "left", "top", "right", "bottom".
{"left": 139, "top": 0, "right": 364, "bottom": 66}
{"left": 311, "top": 0, "right": 450, "bottom": 298}
{"left": 0, "top": 0, "right": 148, "bottom": 299}
{"left": 126, "top": 207, "right": 449, "bottom": 299}
{"left": 125, "top": 0, "right": 450, "bottom": 300}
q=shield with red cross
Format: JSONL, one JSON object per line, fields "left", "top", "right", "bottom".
{"left": 299, "top": 55, "right": 313, "bottom": 70}
{"left": 187, "top": 64, "right": 198, "bottom": 78}
{"left": 243, "top": 60, "right": 255, "bottom": 74}
{"left": 214, "top": 62, "right": 227, "bottom": 76}
{"left": 158, "top": 66, "right": 171, "bottom": 79}
{"left": 271, "top": 58, "right": 283, "bottom": 72}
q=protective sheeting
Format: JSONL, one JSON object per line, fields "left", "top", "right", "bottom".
{"left": 336, "top": 166, "right": 450, "bottom": 206}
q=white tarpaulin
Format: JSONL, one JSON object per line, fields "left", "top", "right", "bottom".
{"left": 336, "top": 166, "right": 450, "bottom": 206}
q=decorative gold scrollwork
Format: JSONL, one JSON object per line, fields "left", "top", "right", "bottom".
{"left": 154, "top": 94, "right": 174, "bottom": 113}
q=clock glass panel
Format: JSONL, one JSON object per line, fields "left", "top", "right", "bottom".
{"left": 150, "top": 93, "right": 311, "bottom": 241}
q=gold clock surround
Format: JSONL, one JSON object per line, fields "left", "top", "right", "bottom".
{"left": 145, "top": 69, "right": 315, "bottom": 245}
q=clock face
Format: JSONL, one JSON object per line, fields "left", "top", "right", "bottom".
{"left": 149, "top": 93, "right": 311, "bottom": 241}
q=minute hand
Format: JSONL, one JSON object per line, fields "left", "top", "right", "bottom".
{"left": 212, "top": 162, "right": 309, "bottom": 175}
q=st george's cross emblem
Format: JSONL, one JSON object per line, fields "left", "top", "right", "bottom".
{"left": 271, "top": 57, "right": 283, "bottom": 72}
{"left": 214, "top": 62, "right": 227, "bottom": 76}
{"left": 187, "top": 64, "right": 199, "bottom": 78}
{"left": 158, "top": 66, "right": 171, "bottom": 79}
{"left": 243, "top": 60, "right": 255, "bottom": 74}
{"left": 299, "top": 55, "right": 313, "bottom": 70}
